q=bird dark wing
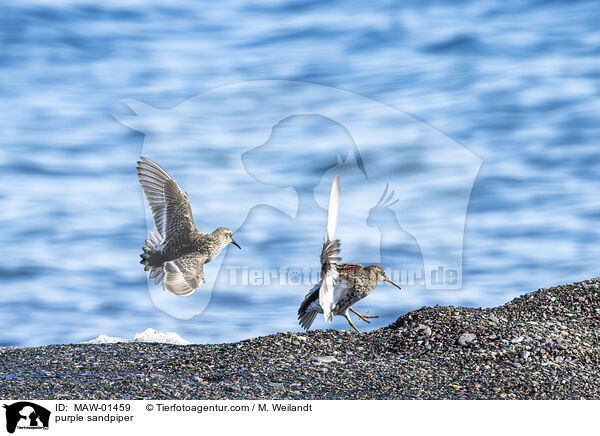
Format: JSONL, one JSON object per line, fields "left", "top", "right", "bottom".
{"left": 298, "top": 283, "right": 322, "bottom": 330}
{"left": 163, "top": 255, "right": 206, "bottom": 296}
{"left": 137, "top": 156, "right": 197, "bottom": 239}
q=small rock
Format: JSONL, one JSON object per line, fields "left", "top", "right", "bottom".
{"left": 311, "top": 356, "right": 342, "bottom": 365}
{"left": 488, "top": 314, "right": 500, "bottom": 324}
{"left": 520, "top": 351, "right": 531, "bottom": 361}
{"left": 458, "top": 333, "right": 476, "bottom": 346}
{"left": 417, "top": 324, "right": 432, "bottom": 337}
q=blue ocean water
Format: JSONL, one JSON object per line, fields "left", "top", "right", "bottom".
{"left": 1, "top": 0, "right": 599, "bottom": 346}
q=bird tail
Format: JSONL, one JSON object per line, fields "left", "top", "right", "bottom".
{"left": 141, "top": 229, "right": 165, "bottom": 284}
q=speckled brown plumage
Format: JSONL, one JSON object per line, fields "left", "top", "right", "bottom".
{"left": 137, "top": 157, "right": 240, "bottom": 296}
{"left": 298, "top": 258, "right": 400, "bottom": 331}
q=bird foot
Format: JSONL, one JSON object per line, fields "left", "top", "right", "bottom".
{"left": 359, "top": 311, "right": 379, "bottom": 319}
{"left": 344, "top": 315, "right": 361, "bottom": 332}
{"left": 349, "top": 308, "right": 379, "bottom": 323}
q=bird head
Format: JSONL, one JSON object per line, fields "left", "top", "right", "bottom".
{"left": 215, "top": 227, "right": 241, "bottom": 249}
{"left": 367, "top": 265, "right": 401, "bottom": 290}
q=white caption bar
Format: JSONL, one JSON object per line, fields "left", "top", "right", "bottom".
{"left": 0, "top": 400, "right": 595, "bottom": 436}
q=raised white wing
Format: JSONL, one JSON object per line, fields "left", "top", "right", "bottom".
{"left": 326, "top": 175, "right": 339, "bottom": 241}
{"left": 319, "top": 176, "right": 341, "bottom": 322}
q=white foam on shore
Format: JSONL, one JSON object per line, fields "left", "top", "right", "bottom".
{"left": 83, "top": 334, "right": 124, "bottom": 344}
{"left": 132, "top": 328, "right": 190, "bottom": 345}
{"left": 82, "top": 328, "right": 190, "bottom": 346}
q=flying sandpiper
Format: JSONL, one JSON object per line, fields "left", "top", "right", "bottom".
{"left": 137, "top": 156, "right": 241, "bottom": 296}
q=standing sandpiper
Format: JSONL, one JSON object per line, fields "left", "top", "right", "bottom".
{"left": 137, "top": 156, "right": 241, "bottom": 296}
{"left": 298, "top": 176, "right": 402, "bottom": 332}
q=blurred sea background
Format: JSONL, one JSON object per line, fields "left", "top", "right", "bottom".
{"left": 1, "top": 0, "right": 599, "bottom": 346}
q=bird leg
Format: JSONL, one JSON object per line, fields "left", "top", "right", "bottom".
{"left": 349, "top": 307, "right": 379, "bottom": 323}
{"left": 343, "top": 313, "right": 361, "bottom": 333}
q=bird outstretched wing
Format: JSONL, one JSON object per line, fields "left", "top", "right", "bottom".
{"left": 326, "top": 175, "right": 340, "bottom": 241}
{"left": 163, "top": 255, "right": 206, "bottom": 296}
{"left": 297, "top": 283, "right": 322, "bottom": 330}
{"left": 319, "top": 176, "right": 341, "bottom": 322}
{"left": 137, "top": 156, "right": 196, "bottom": 239}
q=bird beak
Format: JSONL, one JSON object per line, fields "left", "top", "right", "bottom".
{"left": 385, "top": 278, "right": 402, "bottom": 290}
{"left": 231, "top": 238, "right": 241, "bottom": 249}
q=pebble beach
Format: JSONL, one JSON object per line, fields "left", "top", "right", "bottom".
{"left": 2, "top": 278, "right": 600, "bottom": 400}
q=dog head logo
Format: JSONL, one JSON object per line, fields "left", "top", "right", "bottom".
{"left": 3, "top": 402, "right": 50, "bottom": 434}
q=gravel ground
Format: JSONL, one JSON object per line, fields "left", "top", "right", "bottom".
{"left": 2, "top": 279, "right": 600, "bottom": 400}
